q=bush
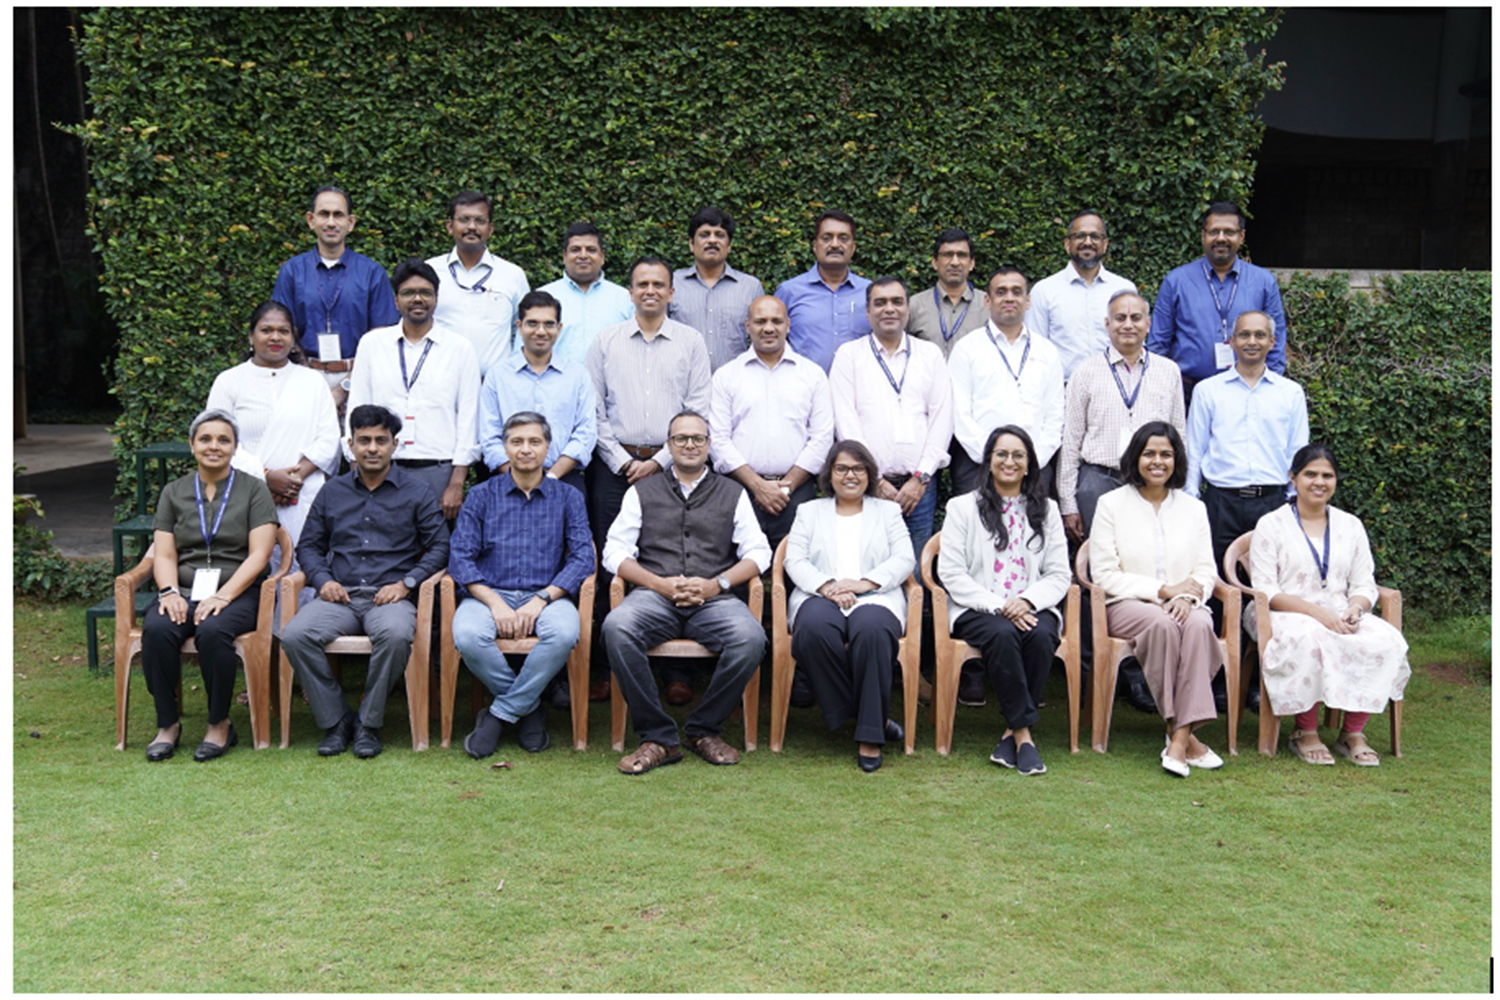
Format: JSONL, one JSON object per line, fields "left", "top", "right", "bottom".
{"left": 14, "top": 514, "right": 116, "bottom": 602}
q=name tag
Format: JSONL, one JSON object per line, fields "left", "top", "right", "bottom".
{"left": 1214, "top": 342, "right": 1233, "bottom": 370}
{"left": 1117, "top": 426, "right": 1134, "bottom": 458}
{"left": 318, "top": 334, "right": 344, "bottom": 363}
{"left": 190, "top": 568, "right": 222, "bottom": 602}
{"left": 402, "top": 414, "right": 418, "bottom": 448}
{"left": 1012, "top": 400, "right": 1035, "bottom": 428}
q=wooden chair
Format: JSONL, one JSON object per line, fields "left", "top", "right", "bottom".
{"left": 113, "top": 525, "right": 293, "bottom": 751}
{"left": 768, "top": 536, "right": 923, "bottom": 754}
{"left": 276, "top": 567, "right": 446, "bottom": 751}
{"left": 1075, "top": 539, "right": 1241, "bottom": 754}
{"left": 920, "top": 534, "right": 1083, "bottom": 755}
{"left": 437, "top": 559, "right": 597, "bottom": 751}
{"left": 607, "top": 574, "right": 764, "bottom": 753}
{"left": 1222, "top": 530, "right": 1404, "bottom": 758}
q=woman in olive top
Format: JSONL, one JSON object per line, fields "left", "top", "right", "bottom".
{"left": 142, "top": 409, "right": 278, "bottom": 762}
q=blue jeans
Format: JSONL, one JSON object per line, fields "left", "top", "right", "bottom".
{"left": 903, "top": 478, "right": 938, "bottom": 568}
{"left": 452, "top": 592, "right": 580, "bottom": 723}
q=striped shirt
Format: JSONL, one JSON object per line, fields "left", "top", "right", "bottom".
{"left": 448, "top": 473, "right": 593, "bottom": 596}
{"left": 669, "top": 264, "right": 767, "bottom": 371}
{"left": 586, "top": 316, "right": 712, "bottom": 474}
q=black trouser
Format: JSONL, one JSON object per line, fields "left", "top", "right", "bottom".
{"left": 1073, "top": 462, "right": 1124, "bottom": 674}
{"left": 792, "top": 600, "right": 901, "bottom": 744}
{"left": 586, "top": 459, "right": 635, "bottom": 678}
{"left": 952, "top": 608, "right": 1059, "bottom": 732}
{"left": 141, "top": 588, "right": 261, "bottom": 728}
{"left": 1203, "top": 482, "right": 1288, "bottom": 583}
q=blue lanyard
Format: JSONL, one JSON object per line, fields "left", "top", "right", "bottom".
{"left": 1201, "top": 262, "right": 1239, "bottom": 341}
{"left": 316, "top": 260, "right": 348, "bottom": 336}
{"left": 988, "top": 329, "right": 1030, "bottom": 384}
{"left": 194, "top": 469, "right": 237, "bottom": 567}
{"left": 448, "top": 260, "right": 492, "bottom": 293}
{"left": 869, "top": 334, "right": 909, "bottom": 396}
{"left": 1291, "top": 505, "right": 1330, "bottom": 588}
{"left": 1106, "top": 348, "right": 1148, "bottom": 412}
{"left": 399, "top": 337, "right": 434, "bottom": 392}
{"left": 935, "top": 286, "right": 973, "bottom": 342}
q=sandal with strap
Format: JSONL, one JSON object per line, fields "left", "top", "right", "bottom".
{"left": 684, "top": 734, "right": 740, "bottom": 766}
{"left": 1289, "top": 729, "right": 1335, "bottom": 765}
{"left": 618, "top": 741, "right": 683, "bottom": 775}
{"left": 1333, "top": 732, "right": 1380, "bottom": 767}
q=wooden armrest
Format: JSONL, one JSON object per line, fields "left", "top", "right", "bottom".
{"left": 1375, "top": 586, "right": 1401, "bottom": 630}
{"left": 114, "top": 549, "right": 158, "bottom": 620}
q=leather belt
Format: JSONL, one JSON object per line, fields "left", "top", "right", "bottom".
{"left": 1208, "top": 482, "right": 1284, "bottom": 499}
{"left": 306, "top": 357, "right": 352, "bottom": 374}
{"left": 620, "top": 443, "right": 662, "bottom": 460}
{"left": 394, "top": 458, "right": 444, "bottom": 469}
{"left": 883, "top": 473, "right": 912, "bottom": 488}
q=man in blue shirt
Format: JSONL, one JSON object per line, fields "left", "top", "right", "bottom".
{"left": 280, "top": 404, "right": 450, "bottom": 759}
{"left": 271, "top": 186, "right": 400, "bottom": 413}
{"left": 774, "top": 210, "right": 873, "bottom": 373}
{"left": 450, "top": 411, "right": 593, "bottom": 758}
{"left": 1148, "top": 202, "right": 1288, "bottom": 407}
{"left": 538, "top": 222, "right": 635, "bottom": 365}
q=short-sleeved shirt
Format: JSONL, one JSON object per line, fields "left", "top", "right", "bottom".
{"left": 153, "top": 471, "right": 279, "bottom": 589}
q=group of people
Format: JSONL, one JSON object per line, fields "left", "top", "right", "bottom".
{"left": 135, "top": 189, "right": 1410, "bottom": 777}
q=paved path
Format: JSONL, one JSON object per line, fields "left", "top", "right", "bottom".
{"left": 14, "top": 425, "right": 120, "bottom": 561}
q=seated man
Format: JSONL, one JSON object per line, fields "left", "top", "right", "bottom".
{"left": 601, "top": 410, "right": 771, "bottom": 774}
{"left": 281, "top": 405, "right": 450, "bottom": 759}
{"left": 450, "top": 411, "right": 593, "bottom": 757}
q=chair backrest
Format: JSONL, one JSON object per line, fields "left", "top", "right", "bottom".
{"left": 1074, "top": 540, "right": 1095, "bottom": 591}
{"left": 1223, "top": 530, "right": 1254, "bottom": 590}
{"left": 772, "top": 535, "right": 788, "bottom": 586}
{"left": 919, "top": 533, "right": 942, "bottom": 593}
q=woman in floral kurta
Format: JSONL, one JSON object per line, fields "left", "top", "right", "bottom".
{"left": 1248, "top": 444, "right": 1409, "bottom": 766}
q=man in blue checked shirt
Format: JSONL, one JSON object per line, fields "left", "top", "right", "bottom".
{"left": 774, "top": 210, "right": 873, "bottom": 373}
{"left": 450, "top": 411, "right": 593, "bottom": 758}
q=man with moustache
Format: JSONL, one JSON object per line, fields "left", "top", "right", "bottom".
{"left": 1025, "top": 210, "right": 1139, "bottom": 382}
{"left": 669, "top": 206, "right": 767, "bottom": 371}
{"left": 425, "top": 190, "right": 530, "bottom": 381}
{"left": 774, "top": 210, "right": 873, "bottom": 373}
{"left": 907, "top": 227, "right": 988, "bottom": 358}
{"left": 540, "top": 221, "right": 635, "bottom": 365}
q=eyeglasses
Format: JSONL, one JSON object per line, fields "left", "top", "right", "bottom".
{"left": 669, "top": 434, "right": 708, "bottom": 447}
{"left": 1232, "top": 328, "right": 1272, "bottom": 341}
{"left": 397, "top": 288, "right": 435, "bottom": 301}
{"left": 936, "top": 250, "right": 971, "bottom": 261}
{"left": 1068, "top": 231, "right": 1105, "bottom": 243}
{"left": 991, "top": 451, "right": 1029, "bottom": 463}
{"left": 452, "top": 214, "right": 490, "bottom": 227}
{"left": 832, "top": 464, "right": 868, "bottom": 477}
{"left": 1204, "top": 228, "right": 1241, "bottom": 239}
{"left": 520, "top": 320, "right": 560, "bottom": 332}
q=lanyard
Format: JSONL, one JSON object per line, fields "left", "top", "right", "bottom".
{"left": 1106, "top": 348, "right": 1149, "bottom": 412}
{"left": 316, "top": 261, "right": 348, "bottom": 334}
{"left": 988, "top": 329, "right": 1030, "bottom": 384}
{"left": 194, "top": 469, "right": 237, "bottom": 568}
{"left": 869, "top": 334, "right": 910, "bottom": 396}
{"left": 448, "top": 260, "right": 492, "bottom": 293}
{"left": 936, "top": 286, "right": 973, "bottom": 342}
{"left": 399, "top": 337, "right": 434, "bottom": 392}
{"left": 1201, "top": 262, "right": 1239, "bottom": 341}
{"left": 1291, "top": 505, "right": 1330, "bottom": 588}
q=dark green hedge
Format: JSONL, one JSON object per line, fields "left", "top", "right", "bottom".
{"left": 71, "top": 6, "right": 1283, "bottom": 504}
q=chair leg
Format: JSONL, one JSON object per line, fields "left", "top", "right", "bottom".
{"left": 278, "top": 647, "right": 295, "bottom": 748}
{"left": 610, "top": 680, "right": 627, "bottom": 752}
{"left": 1091, "top": 644, "right": 1121, "bottom": 754}
{"left": 439, "top": 642, "right": 458, "bottom": 749}
{"left": 770, "top": 639, "right": 791, "bottom": 753}
{"left": 115, "top": 648, "right": 132, "bottom": 751}
{"left": 1223, "top": 648, "right": 1240, "bottom": 758}
{"left": 1064, "top": 646, "right": 1081, "bottom": 755}
{"left": 742, "top": 668, "right": 758, "bottom": 752}
{"left": 243, "top": 639, "right": 270, "bottom": 750}
{"left": 1390, "top": 699, "right": 1402, "bottom": 758}
{"left": 407, "top": 654, "right": 430, "bottom": 752}
{"left": 901, "top": 649, "right": 918, "bottom": 756}
{"left": 569, "top": 632, "right": 590, "bottom": 752}
{"left": 1258, "top": 673, "right": 1280, "bottom": 756}
{"left": 933, "top": 642, "right": 957, "bottom": 755}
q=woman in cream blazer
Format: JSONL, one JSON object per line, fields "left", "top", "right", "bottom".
{"left": 1090, "top": 420, "right": 1224, "bottom": 777}
{"left": 786, "top": 440, "right": 915, "bottom": 772}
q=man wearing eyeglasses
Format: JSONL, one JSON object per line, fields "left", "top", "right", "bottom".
{"left": 346, "top": 258, "right": 480, "bottom": 521}
{"left": 1148, "top": 201, "right": 1288, "bottom": 408}
{"left": 1025, "top": 211, "right": 1139, "bottom": 382}
{"left": 907, "top": 228, "right": 988, "bottom": 359}
{"left": 424, "top": 190, "right": 530, "bottom": 382}
{"left": 774, "top": 210, "right": 873, "bottom": 373}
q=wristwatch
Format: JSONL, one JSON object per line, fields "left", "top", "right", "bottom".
{"left": 158, "top": 586, "right": 180, "bottom": 598}
{"left": 914, "top": 471, "right": 932, "bottom": 486}
{"left": 716, "top": 575, "right": 733, "bottom": 594}
{"left": 402, "top": 575, "right": 418, "bottom": 590}
{"left": 535, "top": 591, "right": 553, "bottom": 605}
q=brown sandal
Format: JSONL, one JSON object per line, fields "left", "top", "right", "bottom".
{"left": 618, "top": 741, "right": 683, "bottom": 775}
{"left": 684, "top": 734, "right": 740, "bottom": 766}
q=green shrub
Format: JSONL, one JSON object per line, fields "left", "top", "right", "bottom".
{"left": 14, "top": 516, "right": 116, "bottom": 603}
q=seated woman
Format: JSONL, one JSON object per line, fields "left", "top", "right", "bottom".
{"left": 141, "top": 409, "right": 278, "bottom": 762}
{"left": 1249, "top": 443, "right": 1410, "bottom": 766}
{"left": 938, "top": 425, "right": 1069, "bottom": 776}
{"left": 205, "top": 301, "right": 341, "bottom": 550}
{"left": 785, "top": 440, "right": 915, "bottom": 772}
{"left": 1091, "top": 421, "right": 1224, "bottom": 778}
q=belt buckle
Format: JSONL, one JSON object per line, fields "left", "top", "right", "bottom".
{"left": 1237, "top": 486, "right": 1261, "bottom": 498}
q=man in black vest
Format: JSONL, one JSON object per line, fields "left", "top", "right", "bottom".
{"left": 601, "top": 410, "right": 772, "bottom": 774}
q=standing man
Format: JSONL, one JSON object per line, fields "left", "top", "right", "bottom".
{"left": 478, "top": 290, "right": 596, "bottom": 496}
{"left": 424, "top": 190, "right": 530, "bottom": 381}
{"left": 774, "top": 210, "right": 872, "bottom": 373}
{"left": 1149, "top": 201, "right": 1289, "bottom": 406}
{"left": 602, "top": 411, "right": 771, "bottom": 775}
{"left": 828, "top": 276, "right": 952, "bottom": 563}
{"left": 907, "top": 227, "right": 987, "bottom": 358}
{"left": 450, "top": 412, "right": 593, "bottom": 758}
{"left": 947, "top": 268, "right": 1065, "bottom": 495}
{"left": 1026, "top": 210, "right": 1139, "bottom": 381}
{"left": 669, "top": 206, "right": 767, "bottom": 371}
{"left": 709, "top": 295, "right": 834, "bottom": 552}
{"left": 346, "top": 259, "right": 480, "bottom": 522}
{"left": 540, "top": 222, "right": 635, "bottom": 365}
{"left": 272, "top": 186, "right": 399, "bottom": 412}
{"left": 280, "top": 404, "right": 450, "bottom": 759}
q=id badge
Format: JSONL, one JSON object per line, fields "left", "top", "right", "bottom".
{"left": 1214, "top": 342, "right": 1233, "bottom": 370}
{"left": 1012, "top": 399, "right": 1035, "bottom": 429}
{"left": 191, "top": 568, "right": 222, "bottom": 602}
{"left": 402, "top": 414, "right": 418, "bottom": 448}
{"left": 1117, "top": 426, "right": 1134, "bottom": 458}
{"left": 893, "top": 405, "right": 916, "bottom": 445}
{"left": 318, "top": 334, "right": 344, "bottom": 363}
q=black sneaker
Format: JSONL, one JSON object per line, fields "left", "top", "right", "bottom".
{"left": 317, "top": 711, "right": 355, "bottom": 756}
{"left": 546, "top": 677, "right": 571, "bottom": 711}
{"left": 517, "top": 704, "right": 550, "bottom": 753}
{"left": 989, "top": 734, "right": 1017, "bottom": 768}
{"left": 464, "top": 710, "right": 502, "bottom": 759}
{"left": 1016, "top": 740, "right": 1047, "bottom": 776}
{"left": 790, "top": 668, "right": 815, "bottom": 708}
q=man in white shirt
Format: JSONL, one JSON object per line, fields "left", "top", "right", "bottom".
{"left": 1025, "top": 210, "right": 1139, "bottom": 382}
{"left": 346, "top": 259, "right": 480, "bottom": 521}
{"left": 424, "top": 190, "right": 530, "bottom": 383}
{"left": 539, "top": 222, "right": 635, "bottom": 365}
{"left": 709, "top": 295, "right": 833, "bottom": 552}
{"left": 948, "top": 267, "right": 1065, "bottom": 495}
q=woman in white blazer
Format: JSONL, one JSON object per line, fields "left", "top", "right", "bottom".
{"left": 1091, "top": 421, "right": 1224, "bottom": 778}
{"left": 786, "top": 440, "right": 916, "bottom": 772}
{"left": 938, "top": 425, "right": 1070, "bottom": 776}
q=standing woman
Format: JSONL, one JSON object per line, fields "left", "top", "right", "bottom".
{"left": 785, "top": 440, "right": 915, "bottom": 772}
{"left": 141, "top": 410, "right": 279, "bottom": 762}
{"left": 1249, "top": 444, "right": 1409, "bottom": 766}
{"left": 205, "top": 301, "right": 341, "bottom": 549}
{"left": 1091, "top": 421, "right": 1223, "bottom": 777}
{"left": 938, "top": 425, "right": 1070, "bottom": 775}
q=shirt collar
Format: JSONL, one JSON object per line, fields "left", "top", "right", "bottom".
{"left": 684, "top": 263, "right": 742, "bottom": 286}
{"left": 1201, "top": 256, "right": 1241, "bottom": 280}
{"left": 805, "top": 265, "right": 859, "bottom": 290}
{"left": 510, "top": 351, "right": 566, "bottom": 375}
{"left": 393, "top": 322, "right": 447, "bottom": 346}
{"left": 564, "top": 273, "right": 610, "bottom": 295}
{"left": 444, "top": 247, "right": 498, "bottom": 273}
{"left": 986, "top": 320, "right": 1029, "bottom": 346}
{"left": 674, "top": 466, "right": 710, "bottom": 497}
{"left": 870, "top": 332, "right": 910, "bottom": 358}
{"left": 1105, "top": 344, "right": 1147, "bottom": 368}
{"left": 1065, "top": 260, "right": 1116, "bottom": 285}
{"left": 932, "top": 282, "right": 976, "bottom": 306}
{"left": 349, "top": 463, "right": 404, "bottom": 493}
{"left": 501, "top": 471, "right": 553, "bottom": 498}
{"left": 316, "top": 248, "right": 351, "bottom": 270}
{"left": 744, "top": 344, "right": 806, "bottom": 370}
{"left": 631, "top": 318, "right": 676, "bottom": 340}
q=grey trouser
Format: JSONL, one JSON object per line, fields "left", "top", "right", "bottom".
{"left": 281, "top": 588, "right": 418, "bottom": 729}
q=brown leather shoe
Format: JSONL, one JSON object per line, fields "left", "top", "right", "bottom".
{"left": 684, "top": 733, "right": 740, "bottom": 766}
{"left": 666, "top": 680, "right": 694, "bottom": 705}
{"left": 618, "top": 741, "right": 683, "bottom": 775}
{"left": 588, "top": 678, "right": 611, "bottom": 702}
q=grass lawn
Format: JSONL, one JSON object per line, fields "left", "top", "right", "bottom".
{"left": 12, "top": 599, "right": 1491, "bottom": 992}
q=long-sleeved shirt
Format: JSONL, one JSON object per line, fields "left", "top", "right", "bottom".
{"left": 829, "top": 332, "right": 953, "bottom": 479}
{"left": 478, "top": 352, "right": 596, "bottom": 473}
{"left": 1184, "top": 367, "right": 1309, "bottom": 498}
{"left": 345, "top": 323, "right": 481, "bottom": 466}
{"left": 538, "top": 273, "right": 635, "bottom": 365}
{"left": 1148, "top": 256, "right": 1288, "bottom": 381}
{"left": 948, "top": 323, "right": 1065, "bottom": 468}
{"left": 587, "top": 317, "right": 711, "bottom": 474}
{"left": 906, "top": 282, "right": 988, "bottom": 359}
{"left": 448, "top": 472, "right": 592, "bottom": 596}
{"left": 774, "top": 266, "right": 872, "bottom": 373}
{"left": 271, "top": 247, "right": 399, "bottom": 361}
{"left": 668, "top": 264, "right": 767, "bottom": 371}
{"left": 708, "top": 346, "right": 833, "bottom": 477}
{"left": 1025, "top": 262, "right": 1138, "bottom": 380}
{"left": 424, "top": 247, "right": 530, "bottom": 380}
{"left": 298, "top": 466, "right": 450, "bottom": 593}
{"left": 601, "top": 470, "right": 771, "bottom": 576}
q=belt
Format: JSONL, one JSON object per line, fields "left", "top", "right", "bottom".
{"left": 620, "top": 443, "right": 662, "bottom": 460}
{"left": 1208, "top": 482, "right": 1284, "bottom": 499}
{"left": 1080, "top": 462, "right": 1120, "bottom": 475}
{"left": 759, "top": 472, "right": 788, "bottom": 481}
{"left": 306, "top": 357, "right": 352, "bottom": 374}
{"left": 394, "top": 458, "right": 445, "bottom": 469}
{"left": 883, "top": 473, "right": 912, "bottom": 488}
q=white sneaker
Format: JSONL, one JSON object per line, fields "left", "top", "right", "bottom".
{"left": 1160, "top": 748, "right": 1190, "bottom": 778}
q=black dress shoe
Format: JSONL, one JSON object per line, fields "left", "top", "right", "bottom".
{"left": 1245, "top": 683, "right": 1262, "bottom": 715}
{"left": 1210, "top": 671, "right": 1229, "bottom": 715}
{"left": 192, "top": 725, "right": 237, "bottom": 762}
{"left": 958, "top": 664, "right": 987, "bottom": 707}
{"left": 857, "top": 749, "right": 883, "bottom": 772}
{"left": 318, "top": 712, "right": 356, "bottom": 756}
{"left": 883, "top": 718, "right": 905, "bottom": 744}
{"left": 1118, "top": 658, "right": 1158, "bottom": 714}
{"left": 517, "top": 704, "right": 550, "bottom": 753}
{"left": 145, "top": 724, "right": 181, "bottom": 762}
{"left": 790, "top": 668, "right": 815, "bottom": 709}
{"left": 546, "top": 677, "right": 571, "bottom": 711}
{"left": 352, "top": 723, "right": 382, "bottom": 759}
{"left": 464, "top": 710, "right": 502, "bottom": 759}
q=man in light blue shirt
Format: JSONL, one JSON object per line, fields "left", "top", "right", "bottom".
{"left": 478, "top": 290, "right": 596, "bottom": 497}
{"left": 539, "top": 222, "right": 634, "bottom": 365}
{"left": 773, "top": 210, "right": 872, "bottom": 373}
{"left": 669, "top": 206, "right": 766, "bottom": 372}
{"left": 425, "top": 190, "right": 530, "bottom": 381}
